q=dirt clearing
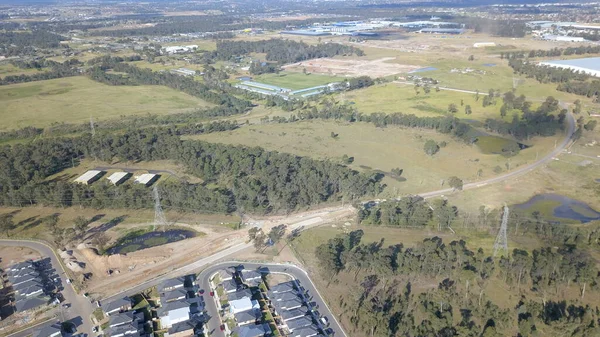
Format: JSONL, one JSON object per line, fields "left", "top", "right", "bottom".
{"left": 283, "top": 57, "right": 420, "bottom": 77}
{"left": 0, "top": 246, "right": 41, "bottom": 269}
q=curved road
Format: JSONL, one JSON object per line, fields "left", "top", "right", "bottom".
{"left": 0, "top": 239, "right": 94, "bottom": 337}
{"left": 418, "top": 111, "right": 575, "bottom": 199}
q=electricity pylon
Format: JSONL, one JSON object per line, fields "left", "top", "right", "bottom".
{"left": 493, "top": 206, "right": 509, "bottom": 257}
{"left": 153, "top": 185, "right": 168, "bottom": 231}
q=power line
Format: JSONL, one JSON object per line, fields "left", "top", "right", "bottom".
{"left": 152, "top": 185, "right": 168, "bottom": 231}
{"left": 493, "top": 206, "right": 509, "bottom": 257}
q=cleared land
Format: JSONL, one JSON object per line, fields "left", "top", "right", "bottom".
{"left": 283, "top": 57, "right": 419, "bottom": 77}
{"left": 253, "top": 72, "right": 342, "bottom": 90}
{"left": 190, "top": 120, "right": 557, "bottom": 197}
{"left": 0, "top": 76, "right": 213, "bottom": 130}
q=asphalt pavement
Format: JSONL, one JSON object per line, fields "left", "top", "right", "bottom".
{"left": 0, "top": 239, "right": 95, "bottom": 337}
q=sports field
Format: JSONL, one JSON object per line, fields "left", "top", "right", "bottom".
{"left": 0, "top": 76, "right": 213, "bottom": 130}
{"left": 253, "top": 72, "right": 342, "bottom": 90}
{"left": 190, "top": 120, "right": 551, "bottom": 197}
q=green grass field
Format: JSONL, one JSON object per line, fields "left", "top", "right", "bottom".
{"left": 344, "top": 82, "right": 505, "bottom": 121}
{"left": 190, "top": 120, "right": 553, "bottom": 197}
{"left": 253, "top": 72, "right": 342, "bottom": 90}
{"left": 0, "top": 63, "right": 47, "bottom": 78}
{"left": 0, "top": 76, "right": 213, "bottom": 130}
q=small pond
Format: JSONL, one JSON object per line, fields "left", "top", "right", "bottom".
{"left": 409, "top": 67, "right": 438, "bottom": 73}
{"left": 482, "top": 63, "right": 497, "bottom": 67}
{"left": 595, "top": 178, "right": 600, "bottom": 183}
{"left": 515, "top": 194, "right": 600, "bottom": 223}
{"left": 107, "top": 229, "right": 196, "bottom": 255}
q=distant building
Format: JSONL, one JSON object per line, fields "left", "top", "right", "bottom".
{"left": 418, "top": 28, "right": 465, "bottom": 34}
{"left": 473, "top": 42, "right": 496, "bottom": 48}
{"left": 542, "top": 34, "right": 586, "bottom": 42}
{"left": 107, "top": 172, "right": 131, "bottom": 186}
{"left": 538, "top": 57, "right": 600, "bottom": 77}
{"left": 163, "top": 45, "right": 198, "bottom": 54}
{"left": 170, "top": 68, "right": 197, "bottom": 76}
{"left": 74, "top": 170, "right": 104, "bottom": 185}
{"left": 134, "top": 173, "right": 159, "bottom": 186}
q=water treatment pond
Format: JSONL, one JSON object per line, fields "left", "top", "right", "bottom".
{"left": 107, "top": 229, "right": 197, "bottom": 254}
{"left": 515, "top": 194, "right": 600, "bottom": 223}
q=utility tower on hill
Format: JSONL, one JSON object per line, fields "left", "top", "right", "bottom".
{"left": 493, "top": 206, "right": 509, "bottom": 257}
{"left": 153, "top": 185, "right": 168, "bottom": 231}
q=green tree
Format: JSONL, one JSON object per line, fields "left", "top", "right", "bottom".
{"left": 424, "top": 140, "right": 440, "bottom": 156}
{"left": 465, "top": 105, "right": 472, "bottom": 115}
{"left": 584, "top": 120, "right": 597, "bottom": 131}
{"left": 0, "top": 214, "right": 15, "bottom": 237}
{"left": 448, "top": 176, "right": 463, "bottom": 190}
{"left": 268, "top": 224, "right": 286, "bottom": 244}
{"left": 468, "top": 55, "right": 475, "bottom": 61}
{"left": 448, "top": 104, "right": 458, "bottom": 113}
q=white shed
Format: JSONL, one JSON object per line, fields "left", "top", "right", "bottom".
{"left": 74, "top": 170, "right": 104, "bottom": 185}
{"left": 134, "top": 173, "right": 159, "bottom": 186}
{"left": 107, "top": 172, "right": 131, "bottom": 186}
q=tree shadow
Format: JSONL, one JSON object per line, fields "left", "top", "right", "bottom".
{"left": 90, "top": 214, "right": 106, "bottom": 223}
{"left": 91, "top": 215, "right": 128, "bottom": 233}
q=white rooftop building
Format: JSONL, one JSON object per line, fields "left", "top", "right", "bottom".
{"left": 134, "top": 173, "right": 159, "bottom": 186}
{"left": 74, "top": 170, "right": 104, "bottom": 185}
{"left": 229, "top": 297, "right": 259, "bottom": 314}
{"left": 107, "top": 172, "right": 131, "bottom": 186}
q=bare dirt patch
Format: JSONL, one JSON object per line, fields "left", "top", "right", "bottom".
{"left": 0, "top": 246, "right": 41, "bottom": 269}
{"left": 283, "top": 57, "right": 420, "bottom": 77}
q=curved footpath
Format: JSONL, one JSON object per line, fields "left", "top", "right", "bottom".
{"left": 198, "top": 262, "right": 347, "bottom": 337}
{"left": 0, "top": 239, "right": 94, "bottom": 337}
{"left": 419, "top": 111, "right": 575, "bottom": 199}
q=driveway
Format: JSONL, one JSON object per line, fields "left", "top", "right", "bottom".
{"left": 0, "top": 239, "right": 95, "bottom": 337}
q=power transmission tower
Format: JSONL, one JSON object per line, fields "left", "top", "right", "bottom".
{"left": 493, "top": 206, "right": 509, "bottom": 257}
{"left": 90, "top": 116, "right": 95, "bottom": 137}
{"left": 152, "top": 185, "right": 167, "bottom": 231}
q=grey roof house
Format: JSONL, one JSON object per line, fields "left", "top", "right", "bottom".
{"left": 234, "top": 308, "right": 261, "bottom": 326}
{"left": 236, "top": 323, "right": 270, "bottom": 337}
{"left": 103, "top": 297, "right": 132, "bottom": 315}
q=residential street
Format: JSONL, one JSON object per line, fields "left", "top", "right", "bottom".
{"left": 197, "top": 262, "right": 347, "bottom": 337}
{"left": 0, "top": 239, "right": 95, "bottom": 337}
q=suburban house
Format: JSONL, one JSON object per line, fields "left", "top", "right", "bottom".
{"left": 227, "top": 288, "right": 253, "bottom": 301}
{"left": 217, "top": 269, "right": 234, "bottom": 282}
{"left": 279, "top": 307, "right": 308, "bottom": 321}
{"left": 161, "top": 289, "right": 188, "bottom": 303}
{"left": 33, "top": 323, "right": 62, "bottom": 337}
{"left": 272, "top": 297, "right": 305, "bottom": 311}
{"left": 109, "top": 322, "right": 141, "bottom": 337}
{"left": 166, "top": 320, "right": 197, "bottom": 337}
{"left": 234, "top": 308, "right": 261, "bottom": 326}
{"left": 286, "top": 316, "right": 313, "bottom": 332}
{"left": 222, "top": 278, "right": 239, "bottom": 293}
{"left": 7, "top": 260, "right": 53, "bottom": 314}
{"left": 159, "top": 277, "right": 187, "bottom": 293}
{"left": 159, "top": 299, "right": 191, "bottom": 329}
{"left": 240, "top": 270, "right": 263, "bottom": 287}
{"left": 269, "top": 281, "right": 297, "bottom": 294}
{"left": 109, "top": 311, "right": 144, "bottom": 328}
{"left": 235, "top": 323, "right": 270, "bottom": 337}
{"left": 230, "top": 297, "right": 260, "bottom": 314}
{"left": 289, "top": 324, "right": 320, "bottom": 337}
{"left": 104, "top": 297, "right": 132, "bottom": 315}
{"left": 269, "top": 291, "right": 301, "bottom": 302}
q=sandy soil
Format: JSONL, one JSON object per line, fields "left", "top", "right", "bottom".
{"left": 76, "top": 205, "right": 355, "bottom": 297}
{"left": 283, "top": 57, "right": 420, "bottom": 77}
{"left": 0, "top": 246, "right": 41, "bottom": 269}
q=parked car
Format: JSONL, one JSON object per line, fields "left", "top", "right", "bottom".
{"left": 199, "top": 289, "right": 205, "bottom": 295}
{"left": 220, "top": 324, "right": 225, "bottom": 331}
{"left": 320, "top": 317, "right": 329, "bottom": 326}
{"left": 92, "top": 326, "right": 98, "bottom": 333}
{"left": 209, "top": 291, "right": 214, "bottom": 297}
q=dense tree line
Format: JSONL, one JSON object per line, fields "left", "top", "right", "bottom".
{"left": 204, "top": 39, "right": 364, "bottom": 65}
{"left": 502, "top": 45, "right": 600, "bottom": 60}
{"left": 485, "top": 95, "right": 566, "bottom": 140}
{"left": 0, "top": 30, "right": 68, "bottom": 56}
{"left": 87, "top": 16, "right": 347, "bottom": 37}
{"left": 0, "top": 128, "right": 383, "bottom": 214}
{"left": 465, "top": 18, "right": 527, "bottom": 37}
{"left": 0, "top": 59, "right": 81, "bottom": 85}
{"left": 312, "top": 230, "right": 600, "bottom": 337}
{"left": 88, "top": 58, "right": 251, "bottom": 111}
{"left": 508, "top": 59, "right": 600, "bottom": 100}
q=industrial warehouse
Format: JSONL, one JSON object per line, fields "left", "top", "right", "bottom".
{"left": 538, "top": 57, "right": 600, "bottom": 77}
